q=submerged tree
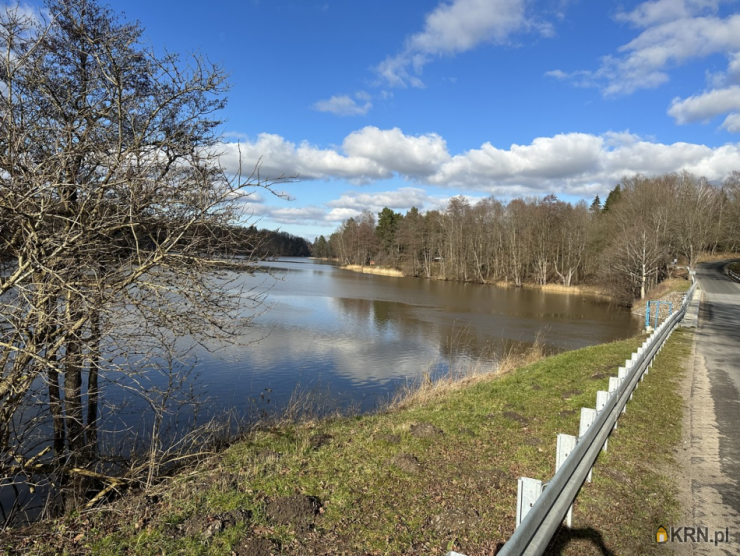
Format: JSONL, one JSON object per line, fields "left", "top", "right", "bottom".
{"left": 0, "top": 0, "right": 287, "bottom": 516}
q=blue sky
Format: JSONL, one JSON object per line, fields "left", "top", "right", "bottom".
{"left": 18, "top": 0, "right": 740, "bottom": 238}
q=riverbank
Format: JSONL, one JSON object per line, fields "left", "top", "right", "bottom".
{"left": 3, "top": 329, "right": 691, "bottom": 555}
{"left": 515, "top": 281, "right": 612, "bottom": 299}
{"left": 339, "top": 264, "right": 615, "bottom": 300}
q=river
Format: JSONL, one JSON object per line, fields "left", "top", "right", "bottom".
{"left": 184, "top": 257, "right": 641, "bottom": 416}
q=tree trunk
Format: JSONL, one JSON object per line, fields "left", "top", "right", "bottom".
{"left": 86, "top": 310, "right": 101, "bottom": 461}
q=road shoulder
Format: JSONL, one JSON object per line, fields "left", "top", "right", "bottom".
{"left": 673, "top": 305, "right": 740, "bottom": 555}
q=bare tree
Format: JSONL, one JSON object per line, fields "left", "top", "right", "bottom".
{"left": 669, "top": 172, "right": 722, "bottom": 267}
{"left": 554, "top": 201, "right": 588, "bottom": 287}
{"left": 603, "top": 175, "right": 671, "bottom": 298}
{"left": 0, "top": 0, "right": 288, "bottom": 513}
{"left": 723, "top": 171, "right": 740, "bottom": 251}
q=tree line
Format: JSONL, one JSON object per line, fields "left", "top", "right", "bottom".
{"left": 314, "top": 171, "right": 740, "bottom": 303}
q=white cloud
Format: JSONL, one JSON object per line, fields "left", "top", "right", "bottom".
{"left": 615, "top": 0, "right": 721, "bottom": 27}
{"left": 327, "top": 188, "right": 431, "bottom": 211}
{"left": 429, "top": 133, "right": 604, "bottom": 188}
{"left": 326, "top": 188, "right": 488, "bottom": 216}
{"left": 312, "top": 94, "right": 372, "bottom": 116}
{"left": 376, "top": 0, "right": 532, "bottom": 88}
{"left": 549, "top": 2, "right": 740, "bottom": 96}
{"left": 342, "top": 127, "right": 451, "bottom": 177}
{"left": 219, "top": 133, "right": 389, "bottom": 183}
{"left": 728, "top": 51, "right": 740, "bottom": 81}
{"left": 219, "top": 127, "right": 740, "bottom": 202}
{"left": 668, "top": 85, "right": 740, "bottom": 123}
{"left": 722, "top": 113, "right": 740, "bottom": 132}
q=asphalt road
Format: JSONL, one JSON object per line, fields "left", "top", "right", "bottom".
{"left": 686, "top": 260, "right": 740, "bottom": 553}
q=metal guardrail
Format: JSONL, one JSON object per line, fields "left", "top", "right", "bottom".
{"left": 729, "top": 269, "right": 740, "bottom": 282}
{"left": 448, "top": 278, "right": 698, "bottom": 556}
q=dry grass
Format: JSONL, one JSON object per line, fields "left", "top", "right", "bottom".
{"left": 341, "top": 264, "right": 405, "bottom": 277}
{"left": 388, "top": 334, "right": 546, "bottom": 411}
{"left": 521, "top": 282, "right": 612, "bottom": 298}
{"left": 490, "top": 280, "right": 614, "bottom": 300}
{"left": 696, "top": 250, "right": 740, "bottom": 263}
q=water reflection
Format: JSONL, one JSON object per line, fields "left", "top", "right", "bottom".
{"left": 187, "top": 258, "right": 640, "bottom": 415}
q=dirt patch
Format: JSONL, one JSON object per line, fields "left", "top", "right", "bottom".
{"left": 600, "top": 467, "right": 632, "bottom": 485}
{"left": 235, "top": 537, "right": 277, "bottom": 556}
{"left": 502, "top": 410, "right": 529, "bottom": 425}
{"left": 309, "top": 433, "right": 333, "bottom": 450}
{"left": 458, "top": 427, "right": 476, "bottom": 437}
{"left": 523, "top": 436, "right": 542, "bottom": 447}
{"left": 410, "top": 422, "right": 443, "bottom": 439}
{"left": 392, "top": 453, "right": 421, "bottom": 474}
{"left": 590, "top": 372, "right": 608, "bottom": 380}
{"left": 489, "top": 468, "right": 508, "bottom": 487}
{"left": 558, "top": 409, "right": 577, "bottom": 417}
{"left": 531, "top": 383, "right": 542, "bottom": 390}
{"left": 560, "top": 389, "right": 582, "bottom": 400}
{"left": 180, "top": 509, "right": 250, "bottom": 539}
{"left": 429, "top": 507, "right": 480, "bottom": 534}
{"left": 378, "top": 433, "right": 401, "bottom": 444}
{"left": 265, "top": 495, "right": 321, "bottom": 533}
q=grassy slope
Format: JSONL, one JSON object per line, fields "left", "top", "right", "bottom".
{"left": 551, "top": 328, "right": 692, "bottom": 555}
{"left": 7, "top": 330, "right": 692, "bottom": 555}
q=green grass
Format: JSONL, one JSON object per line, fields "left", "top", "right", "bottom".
{"left": 5, "top": 330, "right": 693, "bottom": 555}
{"left": 550, "top": 328, "right": 692, "bottom": 555}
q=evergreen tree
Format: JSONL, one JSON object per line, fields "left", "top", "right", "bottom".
{"left": 602, "top": 185, "right": 622, "bottom": 213}
{"left": 590, "top": 195, "right": 602, "bottom": 213}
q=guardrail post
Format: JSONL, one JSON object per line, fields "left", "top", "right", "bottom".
{"left": 579, "top": 408, "right": 597, "bottom": 482}
{"left": 556, "top": 434, "right": 577, "bottom": 527}
{"left": 595, "top": 391, "right": 609, "bottom": 452}
{"left": 608, "top": 377, "right": 620, "bottom": 429}
{"left": 516, "top": 477, "right": 544, "bottom": 528}
{"left": 618, "top": 367, "right": 629, "bottom": 408}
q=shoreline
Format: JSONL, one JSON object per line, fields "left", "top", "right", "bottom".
{"left": 338, "top": 263, "right": 615, "bottom": 300}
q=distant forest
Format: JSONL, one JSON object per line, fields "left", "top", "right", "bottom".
{"left": 0, "top": 222, "right": 312, "bottom": 261}
{"left": 230, "top": 225, "right": 312, "bottom": 257}
{"left": 312, "top": 171, "right": 740, "bottom": 303}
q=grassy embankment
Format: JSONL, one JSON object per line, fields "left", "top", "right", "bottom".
{"left": 7, "top": 327, "right": 694, "bottom": 555}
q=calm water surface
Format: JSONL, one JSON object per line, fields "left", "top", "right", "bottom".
{"left": 192, "top": 258, "right": 641, "bottom": 414}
